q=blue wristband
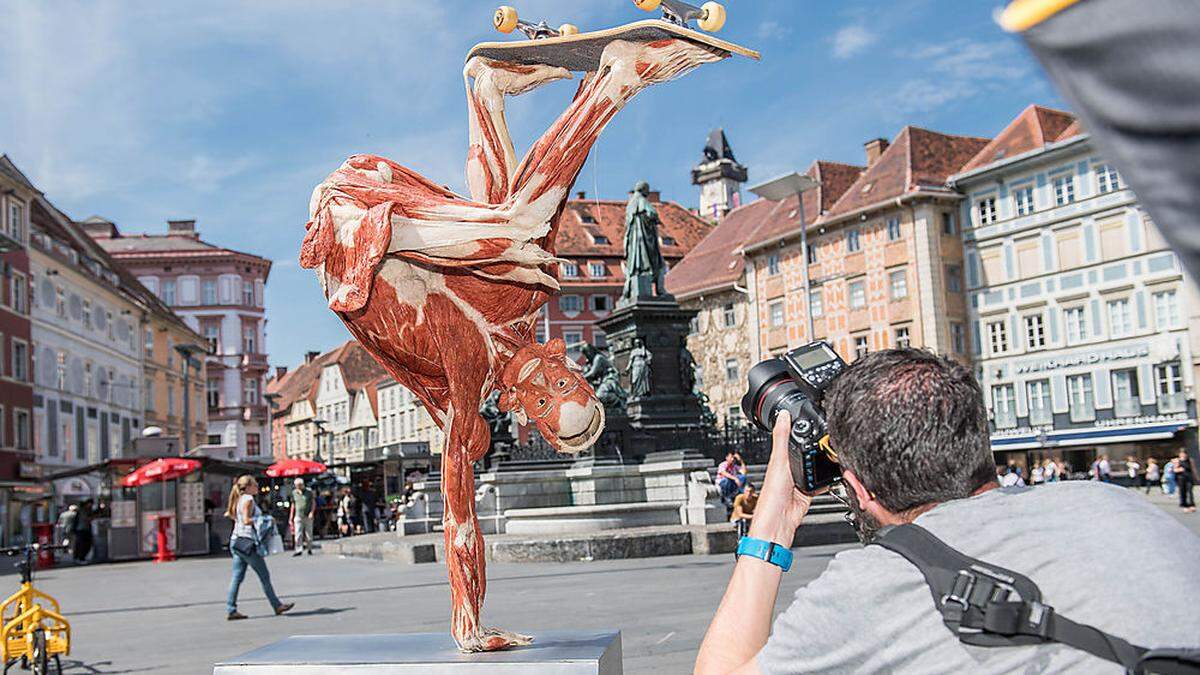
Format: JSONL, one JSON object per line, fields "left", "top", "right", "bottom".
{"left": 736, "top": 536, "right": 793, "bottom": 572}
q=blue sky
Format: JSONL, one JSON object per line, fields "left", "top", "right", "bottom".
{"left": 0, "top": 0, "right": 1059, "bottom": 369}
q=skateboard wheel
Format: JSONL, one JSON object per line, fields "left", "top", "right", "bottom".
{"left": 494, "top": 6, "right": 519, "bottom": 33}
{"left": 698, "top": 2, "right": 726, "bottom": 31}
{"left": 557, "top": 23, "right": 580, "bottom": 36}
{"left": 633, "top": 0, "right": 661, "bottom": 11}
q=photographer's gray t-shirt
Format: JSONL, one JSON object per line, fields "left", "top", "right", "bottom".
{"left": 757, "top": 482, "right": 1200, "bottom": 674}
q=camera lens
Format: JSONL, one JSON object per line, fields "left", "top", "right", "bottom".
{"left": 741, "top": 359, "right": 812, "bottom": 432}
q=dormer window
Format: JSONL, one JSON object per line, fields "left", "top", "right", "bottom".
{"left": 588, "top": 231, "right": 609, "bottom": 245}
{"left": 588, "top": 262, "right": 606, "bottom": 277}
{"left": 661, "top": 236, "right": 677, "bottom": 246}
{"left": 580, "top": 213, "right": 597, "bottom": 224}
{"left": 561, "top": 262, "right": 579, "bottom": 278}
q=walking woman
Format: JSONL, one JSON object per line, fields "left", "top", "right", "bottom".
{"left": 226, "top": 475, "right": 294, "bottom": 620}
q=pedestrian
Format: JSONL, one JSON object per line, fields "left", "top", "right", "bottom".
{"left": 225, "top": 474, "right": 293, "bottom": 620}
{"left": 1099, "top": 455, "right": 1112, "bottom": 482}
{"left": 1172, "top": 450, "right": 1196, "bottom": 512}
{"left": 1001, "top": 466, "right": 1025, "bottom": 487}
{"left": 72, "top": 501, "right": 93, "bottom": 564}
{"left": 338, "top": 487, "right": 357, "bottom": 536}
{"left": 1145, "top": 458, "right": 1161, "bottom": 494}
{"left": 730, "top": 483, "right": 757, "bottom": 539}
{"left": 716, "top": 452, "right": 741, "bottom": 512}
{"left": 1126, "top": 455, "right": 1141, "bottom": 488}
{"left": 1044, "top": 458, "right": 1059, "bottom": 482}
{"left": 1165, "top": 458, "right": 1178, "bottom": 495}
{"left": 289, "top": 478, "right": 315, "bottom": 556}
{"left": 56, "top": 504, "right": 77, "bottom": 554}
{"left": 1030, "top": 462, "right": 1045, "bottom": 485}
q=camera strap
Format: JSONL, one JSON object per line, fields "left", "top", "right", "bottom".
{"left": 873, "top": 524, "right": 1200, "bottom": 674}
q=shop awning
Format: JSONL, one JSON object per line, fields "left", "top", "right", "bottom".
{"left": 992, "top": 422, "right": 1192, "bottom": 451}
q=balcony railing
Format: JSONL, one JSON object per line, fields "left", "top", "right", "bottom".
{"left": 1158, "top": 392, "right": 1187, "bottom": 414}
{"left": 1114, "top": 397, "right": 1141, "bottom": 418}
{"left": 241, "top": 353, "right": 269, "bottom": 369}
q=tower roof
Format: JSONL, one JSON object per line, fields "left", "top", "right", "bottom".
{"left": 692, "top": 128, "right": 748, "bottom": 185}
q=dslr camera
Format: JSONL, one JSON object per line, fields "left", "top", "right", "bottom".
{"left": 741, "top": 341, "right": 847, "bottom": 493}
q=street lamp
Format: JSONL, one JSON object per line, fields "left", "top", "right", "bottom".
{"left": 173, "top": 343, "right": 206, "bottom": 455}
{"left": 312, "top": 417, "right": 329, "bottom": 464}
{"left": 749, "top": 172, "right": 820, "bottom": 341}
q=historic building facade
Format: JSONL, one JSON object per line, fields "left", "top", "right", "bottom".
{"left": 375, "top": 377, "right": 444, "bottom": 456}
{"left": 743, "top": 129, "right": 987, "bottom": 364}
{"left": 0, "top": 158, "right": 36, "bottom": 485}
{"left": 86, "top": 219, "right": 270, "bottom": 461}
{"left": 950, "top": 105, "right": 1199, "bottom": 470}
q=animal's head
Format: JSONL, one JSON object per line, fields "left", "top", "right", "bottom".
{"left": 497, "top": 339, "right": 605, "bottom": 454}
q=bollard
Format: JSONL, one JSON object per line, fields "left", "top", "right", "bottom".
{"left": 154, "top": 514, "right": 175, "bottom": 563}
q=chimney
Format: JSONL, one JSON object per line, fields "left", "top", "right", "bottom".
{"left": 275, "top": 366, "right": 288, "bottom": 379}
{"left": 167, "top": 219, "right": 198, "bottom": 238}
{"left": 648, "top": 190, "right": 661, "bottom": 203}
{"left": 864, "top": 138, "right": 889, "bottom": 167}
{"left": 79, "top": 216, "right": 118, "bottom": 240}
{"left": 305, "top": 350, "right": 320, "bottom": 364}
{"left": 576, "top": 190, "right": 586, "bottom": 199}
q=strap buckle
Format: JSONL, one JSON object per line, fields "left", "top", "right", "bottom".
{"left": 940, "top": 569, "right": 976, "bottom": 612}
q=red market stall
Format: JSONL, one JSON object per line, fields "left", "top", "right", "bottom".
{"left": 265, "top": 458, "right": 326, "bottom": 478}
{"left": 121, "top": 459, "right": 200, "bottom": 562}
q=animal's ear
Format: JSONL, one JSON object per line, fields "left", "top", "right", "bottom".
{"left": 545, "top": 338, "right": 566, "bottom": 357}
{"left": 324, "top": 203, "right": 394, "bottom": 313}
{"left": 299, "top": 210, "right": 335, "bottom": 270}
{"left": 496, "top": 388, "right": 528, "bottom": 425}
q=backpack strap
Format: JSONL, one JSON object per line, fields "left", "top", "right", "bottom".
{"left": 874, "top": 523, "right": 1163, "bottom": 672}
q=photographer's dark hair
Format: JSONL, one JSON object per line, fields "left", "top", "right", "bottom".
{"left": 825, "top": 348, "right": 994, "bottom": 514}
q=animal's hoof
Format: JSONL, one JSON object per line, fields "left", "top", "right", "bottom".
{"left": 459, "top": 627, "right": 534, "bottom": 652}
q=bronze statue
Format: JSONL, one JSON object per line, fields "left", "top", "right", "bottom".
{"left": 620, "top": 181, "right": 670, "bottom": 305}
{"left": 627, "top": 337, "right": 653, "bottom": 399}
{"left": 581, "top": 343, "right": 628, "bottom": 410}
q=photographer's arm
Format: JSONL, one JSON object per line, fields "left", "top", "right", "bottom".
{"left": 695, "top": 414, "right": 813, "bottom": 675}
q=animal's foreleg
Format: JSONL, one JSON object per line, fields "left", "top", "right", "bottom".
{"left": 463, "top": 58, "right": 570, "bottom": 204}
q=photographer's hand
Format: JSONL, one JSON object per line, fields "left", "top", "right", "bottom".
{"left": 695, "top": 413, "right": 811, "bottom": 675}
{"left": 749, "top": 412, "right": 814, "bottom": 545}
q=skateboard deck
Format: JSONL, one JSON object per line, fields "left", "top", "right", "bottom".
{"left": 467, "top": 19, "right": 759, "bottom": 71}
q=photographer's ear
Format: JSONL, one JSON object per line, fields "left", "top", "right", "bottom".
{"left": 843, "top": 469, "right": 873, "bottom": 508}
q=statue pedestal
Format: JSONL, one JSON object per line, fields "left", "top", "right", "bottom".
{"left": 214, "top": 630, "right": 622, "bottom": 674}
{"left": 597, "top": 299, "right": 701, "bottom": 460}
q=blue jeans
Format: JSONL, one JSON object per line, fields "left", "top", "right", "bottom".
{"left": 227, "top": 548, "right": 281, "bottom": 614}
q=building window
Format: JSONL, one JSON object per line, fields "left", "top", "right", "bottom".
{"left": 563, "top": 331, "right": 583, "bottom": 360}
{"left": 809, "top": 288, "right": 823, "bottom": 318}
{"left": 950, "top": 322, "right": 966, "bottom": 353}
{"left": 1064, "top": 306, "right": 1087, "bottom": 344}
{"left": 82, "top": 300, "right": 93, "bottom": 330}
{"left": 769, "top": 301, "right": 784, "bottom": 328}
{"left": 1013, "top": 185, "right": 1034, "bottom": 216}
{"left": 11, "top": 340, "right": 27, "bottom": 382}
{"left": 1026, "top": 379, "right": 1052, "bottom": 426}
{"left": 1095, "top": 164, "right": 1120, "bottom": 194}
{"left": 846, "top": 229, "right": 861, "bottom": 253}
{"left": 588, "top": 262, "right": 606, "bottom": 278}
{"left": 161, "top": 279, "right": 176, "bottom": 306}
{"left": 945, "top": 264, "right": 962, "bottom": 293}
{"left": 1106, "top": 298, "right": 1132, "bottom": 337}
{"left": 886, "top": 218, "right": 901, "bottom": 241}
{"left": 10, "top": 272, "right": 26, "bottom": 314}
{"left": 144, "top": 379, "right": 154, "bottom": 411}
{"left": 889, "top": 269, "right": 907, "bottom": 299}
{"left": 590, "top": 295, "right": 611, "bottom": 312}
{"left": 242, "top": 325, "right": 257, "bottom": 354}
{"left": 207, "top": 379, "right": 221, "bottom": 409}
{"left": 243, "top": 378, "right": 259, "bottom": 406}
{"left": 987, "top": 320, "right": 1008, "bottom": 355}
{"left": 977, "top": 197, "right": 997, "bottom": 225}
{"left": 722, "top": 303, "right": 736, "bottom": 328}
{"left": 724, "top": 358, "right": 739, "bottom": 383}
{"left": 246, "top": 433, "right": 261, "bottom": 457}
{"left": 558, "top": 294, "right": 582, "bottom": 314}
{"left": 561, "top": 262, "right": 579, "bottom": 278}
{"left": 1067, "top": 373, "right": 1095, "bottom": 422}
{"left": 1111, "top": 368, "right": 1140, "bottom": 417}
{"left": 55, "top": 287, "right": 65, "bottom": 318}
{"left": 853, "top": 335, "right": 869, "bottom": 360}
{"left": 941, "top": 212, "right": 956, "bottom": 235}
{"left": 1156, "top": 362, "right": 1185, "bottom": 413}
{"left": 202, "top": 280, "right": 217, "bottom": 305}
{"left": 767, "top": 253, "right": 780, "bottom": 275}
{"left": 13, "top": 409, "right": 28, "bottom": 450}
{"left": 1153, "top": 290, "right": 1179, "bottom": 330}
{"left": 1024, "top": 314, "right": 1046, "bottom": 351}
{"left": 849, "top": 280, "right": 866, "bottom": 309}
{"left": 894, "top": 326, "right": 911, "bottom": 348}
{"left": 167, "top": 387, "right": 176, "bottom": 416}
{"left": 992, "top": 384, "right": 1016, "bottom": 429}
{"left": 593, "top": 330, "right": 607, "bottom": 348}
{"left": 204, "top": 323, "right": 220, "bottom": 354}
{"left": 8, "top": 201, "right": 24, "bottom": 242}
{"left": 806, "top": 243, "right": 818, "bottom": 264}
{"left": 1053, "top": 174, "right": 1075, "bottom": 205}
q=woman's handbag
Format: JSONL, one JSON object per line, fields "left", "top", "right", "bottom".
{"left": 231, "top": 536, "right": 257, "bottom": 556}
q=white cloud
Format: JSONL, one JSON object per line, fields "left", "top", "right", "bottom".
{"left": 888, "top": 38, "right": 1038, "bottom": 115}
{"left": 757, "top": 20, "right": 791, "bottom": 42}
{"left": 832, "top": 24, "right": 877, "bottom": 60}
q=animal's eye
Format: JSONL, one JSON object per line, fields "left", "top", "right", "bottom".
{"left": 537, "top": 398, "right": 547, "bottom": 407}
{"left": 557, "top": 378, "right": 567, "bottom": 388}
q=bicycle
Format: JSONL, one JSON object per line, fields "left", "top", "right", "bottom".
{"left": 0, "top": 543, "right": 70, "bottom": 675}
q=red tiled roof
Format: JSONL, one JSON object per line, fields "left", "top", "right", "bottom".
{"left": 267, "top": 340, "right": 387, "bottom": 415}
{"left": 1054, "top": 119, "right": 1083, "bottom": 142}
{"left": 742, "top": 161, "right": 864, "bottom": 249}
{"left": 557, "top": 198, "right": 712, "bottom": 262}
{"left": 825, "top": 126, "right": 989, "bottom": 220}
{"left": 665, "top": 197, "right": 779, "bottom": 298}
{"left": 959, "top": 105, "right": 1076, "bottom": 173}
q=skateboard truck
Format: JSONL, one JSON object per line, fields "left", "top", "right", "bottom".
{"left": 494, "top": 6, "right": 579, "bottom": 40}
{"left": 634, "top": 0, "right": 726, "bottom": 32}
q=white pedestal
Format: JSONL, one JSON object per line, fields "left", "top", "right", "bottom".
{"left": 213, "top": 630, "right": 622, "bottom": 674}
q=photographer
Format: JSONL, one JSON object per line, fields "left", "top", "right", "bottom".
{"left": 696, "top": 349, "right": 1200, "bottom": 673}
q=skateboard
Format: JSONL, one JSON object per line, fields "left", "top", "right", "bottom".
{"left": 470, "top": 1, "right": 759, "bottom": 72}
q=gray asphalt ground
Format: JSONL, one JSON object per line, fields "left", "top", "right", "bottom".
{"left": 24, "top": 489, "right": 1200, "bottom": 675}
